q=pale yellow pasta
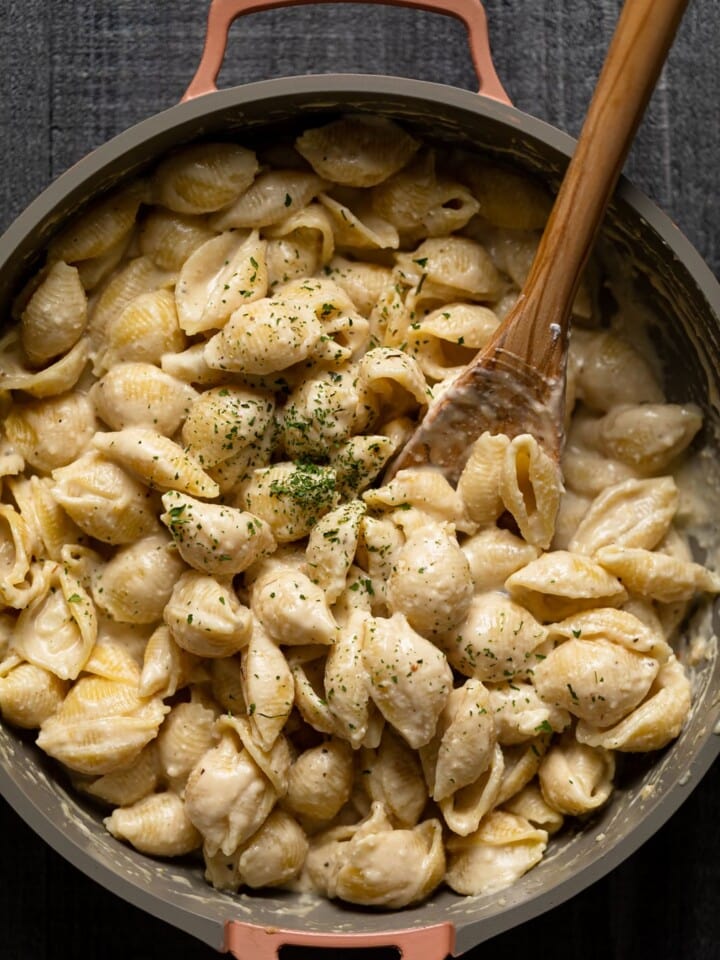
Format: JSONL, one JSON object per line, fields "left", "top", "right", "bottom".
{"left": 5, "top": 392, "right": 96, "bottom": 473}
{"left": 461, "top": 527, "right": 540, "bottom": 592}
{"left": 21, "top": 261, "right": 88, "bottom": 366}
{"left": 360, "top": 726, "right": 426, "bottom": 828}
{"left": 239, "top": 461, "right": 339, "bottom": 542}
{"left": 264, "top": 202, "right": 335, "bottom": 265}
{"left": 81, "top": 743, "right": 160, "bottom": 808}
{"left": 533, "top": 637, "right": 659, "bottom": 726}
{"left": 305, "top": 500, "right": 366, "bottom": 604}
{"left": 36, "top": 676, "right": 168, "bottom": 775}
{"left": 152, "top": 141, "right": 259, "bottom": 214}
{"left": 0, "top": 502, "right": 40, "bottom": 598}
{"left": 505, "top": 550, "right": 628, "bottom": 621}
{"left": 218, "top": 713, "right": 292, "bottom": 797}
{"left": 324, "top": 609, "right": 372, "bottom": 746}
{"left": 91, "top": 532, "right": 187, "bottom": 624}
{"left": 445, "top": 810, "right": 548, "bottom": 897}
{"left": 0, "top": 329, "right": 89, "bottom": 398}
{"left": 0, "top": 662, "right": 68, "bottom": 729}
{"left": 163, "top": 571, "right": 252, "bottom": 658}
{"left": 283, "top": 738, "right": 354, "bottom": 826}
{"left": 538, "top": 734, "right": 615, "bottom": 816}
{"left": 160, "top": 490, "right": 274, "bottom": 575}
{"left": 47, "top": 180, "right": 146, "bottom": 263}
{"left": 459, "top": 158, "right": 552, "bottom": 230}
{"left": 487, "top": 683, "right": 570, "bottom": 745}
{"left": 211, "top": 170, "right": 327, "bottom": 230}
{"left": 90, "top": 362, "right": 199, "bottom": 434}
{"left": 576, "top": 654, "right": 691, "bottom": 752}
{"left": 571, "top": 329, "right": 664, "bottom": 412}
{"left": 105, "top": 792, "right": 202, "bottom": 857}
{"left": 184, "top": 732, "right": 276, "bottom": 857}
{"left": 319, "top": 191, "right": 400, "bottom": 250}
{"left": 324, "top": 256, "right": 393, "bottom": 316}
{"left": 305, "top": 802, "right": 444, "bottom": 908}
{"left": 329, "top": 435, "right": 396, "bottom": 500}
{"left": 362, "top": 613, "right": 452, "bottom": 749}
{"left": 175, "top": 230, "right": 268, "bottom": 334}
{"left": 438, "top": 742, "right": 505, "bottom": 836}
{"left": 441, "top": 592, "right": 548, "bottom": 683}
{"left": 181, "top": 385, "right": 274, "bottom": 468}
{"left": 363, "top": 468, "right": 466, "bottom": 530}
{"left": 499, "top": 433, "right": 563, "bottom": 550}
{"left": 139, "top": 624, "right": 198, "bottom": 700}
{"left": 93, "top": 428, "right": 219, "bottom": 498}
{"left": 241, "top": 623, "right": 294, "bottom": 751}
{"left": 502, "top": 781, "right": 565, "bottom": 835}
{"left": 138, "top": 207, "right": 216, "bottom": 271}
{"left": 395, "top": 236, "right": 503, "bottom": 303}
{"left": 561, "top": 438, "right": 640, "bottom": 497}
{"left": 51, "top": 451, "right": 159, "bottom": 544}
{"left": 156, "top": 698, "right": 218, "bottom": 791}
{"left": 406, "top": 302, "right": 498, "bottom": 381}
{"left": 595, "top": 544, "right": 720, "bottom": 602}
{"left": 385, "top": 522, "right": 473, "bottom": 638}
{"left": 296, "top": 116, "right": 419, "bottom": 187}
{"left": 99, "top": 287, "right": 186, "bottom": 371}
{"left": 251, "top": 566, "right": 337, "bottom": 647}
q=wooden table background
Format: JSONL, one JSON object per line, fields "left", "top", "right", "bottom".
{"left": 0, "top": 1, "right": 718, "bottom": 957}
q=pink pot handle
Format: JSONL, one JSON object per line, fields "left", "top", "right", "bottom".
{"left": 182, "top": 0, "right": 510, "bottom": 104}
{"left": 224, "top": 919, "right": 456, "bottom": 959}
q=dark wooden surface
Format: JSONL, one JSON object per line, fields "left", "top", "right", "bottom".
{"left": 0, "top": 1, "right": 718, "bottom": 958}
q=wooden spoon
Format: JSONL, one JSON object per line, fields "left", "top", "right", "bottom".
{"left": 387, "top": 0, "right": 688, "bottom": 484}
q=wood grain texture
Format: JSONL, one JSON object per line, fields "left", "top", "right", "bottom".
{"left": 0, "top": 2, "right": 718, "bottom": 958}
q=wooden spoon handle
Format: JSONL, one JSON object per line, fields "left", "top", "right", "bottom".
{"left": 495, "top": 0, "right": 689, "bottom": 377}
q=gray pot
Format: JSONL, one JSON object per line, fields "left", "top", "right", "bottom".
{"left": 0, "top": 6, "right": 718, "bottom": 958}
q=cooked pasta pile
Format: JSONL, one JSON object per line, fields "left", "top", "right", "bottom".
{"left": 0, "top": 115, "right": 717, "bottom": 907}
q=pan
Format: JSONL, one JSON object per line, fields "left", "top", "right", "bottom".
{"left": 0, "top": 1, "right": 718, "bottom": 957}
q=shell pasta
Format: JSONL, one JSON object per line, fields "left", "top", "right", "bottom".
{"left": 0, "top": 115, "right": 717, "bottom": 910}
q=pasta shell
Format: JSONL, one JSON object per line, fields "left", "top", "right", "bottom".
{"left": 330, "top": 436, "right": 396, "bottom": 501}
{"left": 324, "top": 256, "right": 393, "bottom": 317}
{"left": 456, "top": 432, "right": 508, "bottom": 525}
{"left": 138, "top": 208, "right": 216, "bottom": 271}
{"left": 595, "top": 544, "right": 720, "bottom": 603}
{"left": 296, "top": 116, "right": 420, "bottom": 187}
{"left": 0, "top": 662, "right": 68, "bottom": 729}
{"left": 395, "top": 236, "right": 503, "bottom": 303}
{"left": 36, "top": 676, "right": 169, "bottom": 775}
{"left": 460, "top": 159, "right": 552, "bottom": 230}
{"left": 358, "top": 346, "right": 430, "bottom": 416}
{"left": 153, "top": 142, "right": 259, "bottom": 214}
{"left": 88, "top": 256, "right": 176, "bottom": 364}
{"left": 91, "top": 532, "right": 187, "bottom": 624}
{"left": 439, "top": 592, "right": 548, "bottom": 682}
{"left": 571, "top": 329, "right": 664, "bottom": 412}
{"left": 420, "top": 678, "right": 495, "bottom": 802}
{"left": 252, "top": 567, "right": 337, "bottom": 646}
{"left": 240, "top": 461, "right": 339, "bottom": 542}
{"left": 157, "top": 698, "right": 218, "bottom": 789}
{"left": 533, "top": 638, "right": 659, "bottom": 726}
{"left": 161, "top": 490, "right": 275, "bottom": 575}
{"left": 568, "top": 477, "right": 678, "bottom": 556}
{"left": 362, "top": 613, "right": 452, "bottom": 749}
{"left": 105, "top": 792, "right": 202, "bottom": 857}
{"left": 12, "top": 564, "right": 97, "bottom": 680}
{"left": 164, "top": 570, "right": 252, "bottom": 658}
{"left": 139, "top": 623, "right": 199, "bottom": 699}
{"left": 241, "top": 623, "right": 294, "bottom": 750}
{"left": 283, "top": 738, "right": 354, "bottom": 825}
{"left": 218, "top": 713, "right": 291, "bottom": 797}
{"left": 505, "top": 551, "right": 628, "bottom": 621}
{"left": 8, "top": 475, "right": 82, "bottom": 561}
{"left": 82, "top": 743, "right": 160, "bottom": 807}
{"left": 264, "top": 202, "right": 335, "bottom": 266}
{"left": 208, "top": 655, "right": 246, "bottom": 715}
{"left": 21, "top": 261, "right": 88, "bottom": 366}
{"left": 495, "top": 737, "right": 550, "bottom": 806}
{"left": 92, "top": 428, "right": 219, "bottom": 498}
{"left": 488, "top": 682, "right": 570, "bottom": 745}
{"left": 160, "top": 342, "right": 227, "bottom": 386}
{"left": 324, "top": 609, "right": 372, "bottom": 747}
{"left": 386, "top": 523, "right": 473, "bottom": 638}
{"left": 461, "top": 527, "right": 540, "bottom": 593}
{"left": 407, "top": 302, "right": 498, "bottom": 382}
{"left": 184, "top": 733, "right": 276, "bottom": 857}
{"left": 371, "top": 150, "right": 479, "bottom": 238}
{"left": 445, "top": 810, "right": 548, "bottom": 896}
{"left": 280, "top": 366, "right": 370, "bottom": 460}
{"left": 210, "top": 170, "right": 326, "bottom": 230}
{"left": 0, "top": 329, "right": 89, "bottom": 398}
{"left": 538, "top": 733, "right": 615, "bottom": 815}
{"left": 502, "top": 781, "right": 564, "bottom": 835}
{"left": 499, "top": 433, "right": 563, "bottom": 550}
{"left": 291, "top": 655, "right": 340, "bottom": 737}
{"left": 587, "top": 403, "right": 703, "bottom": 474}
{"left": 364, "top": 469, "right": 465, "bottom": 530}
{"left": 99, "top": 288, "right": 185, "bottom": 372}
{"left": 51, "top": 451, "right": 159, "bottom": 544}
{"left": 361, "top": 726, "right": 426, "bottom": 828}
{"left": 181, "top": 385, "right": 275, "bottom": 468}
{"left": 89, "top": 362, "right": 199, "bottom": 434}
{"left": 576, "top": 654, "right": 691, "bottom": 752}
{"left": 319, "top": 192, "right": 399, "bottom": 250}
{"left": 438, "top": 741, "right": 505, "bottom": 836}
{"left": 305, "top": 500, "right": 366, "bottom": 604}
{"left": 48, "top": 180, "right": 146, "bottom": 263}
{"left": 0, "top": 502, "right": 40, "bottom": 592}
{"left": 5, "top": 392, "right": 96, "bottom": 473}
{"left": 175, "top": 230, "right": 268, "bottom": 334}
{"left": 233, "top": 808, "right": 308, "bottom": 889}
{"left": 75, "top": 232, "right": 134, "bottom": 292}
{"left": 548, "top": 607, "right": 668, "bottom": 658}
